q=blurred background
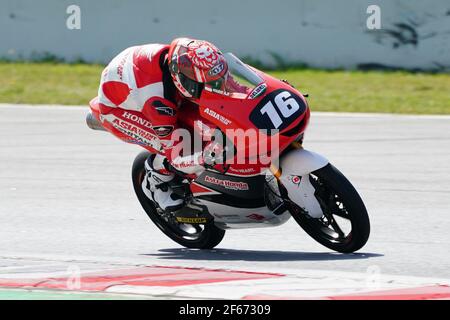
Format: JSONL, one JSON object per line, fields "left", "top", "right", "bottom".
{"left": 3, "top": 0, "right": 450, "bottom": 69}
{"left": 1, "top": 0, "right": 449, "bottom": 112}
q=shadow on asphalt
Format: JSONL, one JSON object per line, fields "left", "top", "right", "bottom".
{"left": 142, "top": 248, "right": 383, "bottom": 262}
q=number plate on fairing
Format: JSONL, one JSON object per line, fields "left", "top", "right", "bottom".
{"left": 249, "top": 89, "right": 306, "bottom": 133}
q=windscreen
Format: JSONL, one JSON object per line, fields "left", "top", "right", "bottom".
{"left": 203, "top": 53, "right": 265, "bottom": 99}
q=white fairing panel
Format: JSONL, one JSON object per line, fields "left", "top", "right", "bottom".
{"left": 279, "top": 148, "right": 329, "bottom": 218}
{"left": 280, "top": 148, "right": 329, "bottom": 177}
{"left": 197, "top": 200, "right": 291, "bottom": 229}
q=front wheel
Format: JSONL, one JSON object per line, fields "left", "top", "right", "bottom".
{"left": 289, "top": 163, "right": 370, "bottom": 253}
{"left": 132, "top": 151, "right": 225, "bottom": 249}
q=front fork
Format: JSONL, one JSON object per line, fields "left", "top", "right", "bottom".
{"left": 270, "top": 143, "right": 329, "bottom": 218}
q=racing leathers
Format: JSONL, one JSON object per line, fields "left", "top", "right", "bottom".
{"left": 97, "top": 44, "right": 206, "bottom": 212}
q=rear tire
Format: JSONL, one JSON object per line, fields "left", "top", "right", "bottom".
{"left": 289, "top": 163, "right": 370, "bottom": 253}
{"left": 132, "top": 151, "right": 225, "bottom": 249}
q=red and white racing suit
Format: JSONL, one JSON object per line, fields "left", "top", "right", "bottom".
{"left": 97, "top": 44, "right": 204, "bottom": 176}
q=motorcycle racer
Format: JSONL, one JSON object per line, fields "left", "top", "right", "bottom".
{"left": 97, "top": 38, "right": 230, "bottom": 212}
{"left": 89, "top": 39, "right": 370, "bottom": 253}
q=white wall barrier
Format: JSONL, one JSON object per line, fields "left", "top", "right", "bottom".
{"left": 2, "top": 0, "right": 450, "bottom": 70}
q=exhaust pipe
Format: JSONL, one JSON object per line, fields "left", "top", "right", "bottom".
{"left": 86, "top": 112, "right": 106, "bottom": 131}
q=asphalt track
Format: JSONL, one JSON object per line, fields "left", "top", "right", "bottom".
{"left": 0, "top": 104, "right": 449, "bottom": 299}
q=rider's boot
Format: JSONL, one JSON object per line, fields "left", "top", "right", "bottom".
{"left": 142, "top": 154, "right": 184, "bottom": 212}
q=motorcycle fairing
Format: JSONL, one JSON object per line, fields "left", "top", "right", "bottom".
{"left": 279, "top": 148, "right": 329, "bottom": 218}
{"left": 197, "top": 199, "right": 291, "bottom": 229}
{"left": 192, "top": 169, "right": 266, "bottom": 208}
{"left": 188, "top": 168, "right": 292, "bottom": 228}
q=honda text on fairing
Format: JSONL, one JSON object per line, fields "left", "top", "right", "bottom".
{"left": 87, "top": 52, "right": 370, "bottom": 253}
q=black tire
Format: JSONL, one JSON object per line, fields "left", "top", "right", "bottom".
{"left": 289, "top": 163, "right": 370, "bottom": 253}
{"left": 132, "top": 151, "right": 225, "bottom": 249}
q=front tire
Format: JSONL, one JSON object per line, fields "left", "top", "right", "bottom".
{"left": 132, "top": 151, "right": 225, "bottom": 249}
{"left": 289, "top": 163, "right": 370, "bottom": 253}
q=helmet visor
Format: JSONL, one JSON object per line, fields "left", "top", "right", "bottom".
{"left": 178, "top": 73, "right": 204, "bottom": 99}
{"left": 206, "top": 74, "right": 227, "bottom": 92}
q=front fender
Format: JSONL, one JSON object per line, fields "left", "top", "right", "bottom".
{"left": 280, "top": 148, "right": 329, "bottom": 177}
{"left": 278, "top": 148, "right": 329, "bottom": 218}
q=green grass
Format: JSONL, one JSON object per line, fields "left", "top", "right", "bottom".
{"left": 271, "top": 69, "right": 450, "bottom": 114}
{"left": 0, "top": 62, "right": 104, "bottom": 105}
{"left": 1, "top": 62, "right": 449, "bottom": 114}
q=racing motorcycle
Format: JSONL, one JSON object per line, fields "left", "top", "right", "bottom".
{"left": 86, "top": 53, "right": 370, "bottom": 253}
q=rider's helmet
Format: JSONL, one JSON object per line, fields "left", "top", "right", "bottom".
{"left": 167, "top": 38, "right": 229, "bottom": 99}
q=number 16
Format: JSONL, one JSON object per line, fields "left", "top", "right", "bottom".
{"left": 260, "top": 91, "right": 300, "bottom": 129}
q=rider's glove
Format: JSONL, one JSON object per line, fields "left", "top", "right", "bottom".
{"left": 202, "top": 141, "right": 225, "bottom": 167}
{"left": 163, "top": 152, "right": 205, "bottom": 179}
{"left": 164, "top": 140, "right": 228, "bottom": 178}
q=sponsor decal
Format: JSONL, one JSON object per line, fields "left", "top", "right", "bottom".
{"left": 228, "top": 167, "right": 257, "bottom": 175}
{"left": 101, "top": 114, "right": 163, "bottom": 151}
{"left": 248, "top": 83, "right": 267, "bottom": 99}
{"left": 121, "top": 111, "right": 153, "bottom": 129}
{"left": 116, "top": 51, "right": 130, "bottom": 80}
{"left": 123, "top": 138, "right": 148, "bottom": 146}
{"left": 154, "top": 106, "right": 175, "bottom": 116}
{"left": 152, "top": 100, "right": 176, "bottom": 116}
{"left": 289, "top": 175, "right": 302, "bottom": 187}
{"left": 173, "top": 159, "right": 197, "bottom": 170}
{"left": 208, "top": 63, "right": 224, "bottom": 77}
{"left": 175, "top": 217, "right": 208, "bottom": 224}
{"left": 204, "top": 175, "right": 249, "bottom": 191}
{"left": 246, "top": 213, "right": 266, "bottom": 221}
{"left": 152, "top": 125, "right": 174, "bottom": 137}
{"left": 203, "top": 108, "right": 231, "bottom": 125}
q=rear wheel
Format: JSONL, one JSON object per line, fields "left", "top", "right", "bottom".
{"left": 289, "top": 163, "right": 370, "bottom": 253}
{"left": 132, "top": 151, "right": 225, "bottom": 249}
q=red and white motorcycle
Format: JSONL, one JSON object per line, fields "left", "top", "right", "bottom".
{"left": 87, "top": 53, "right": 370, "bottom": 253}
